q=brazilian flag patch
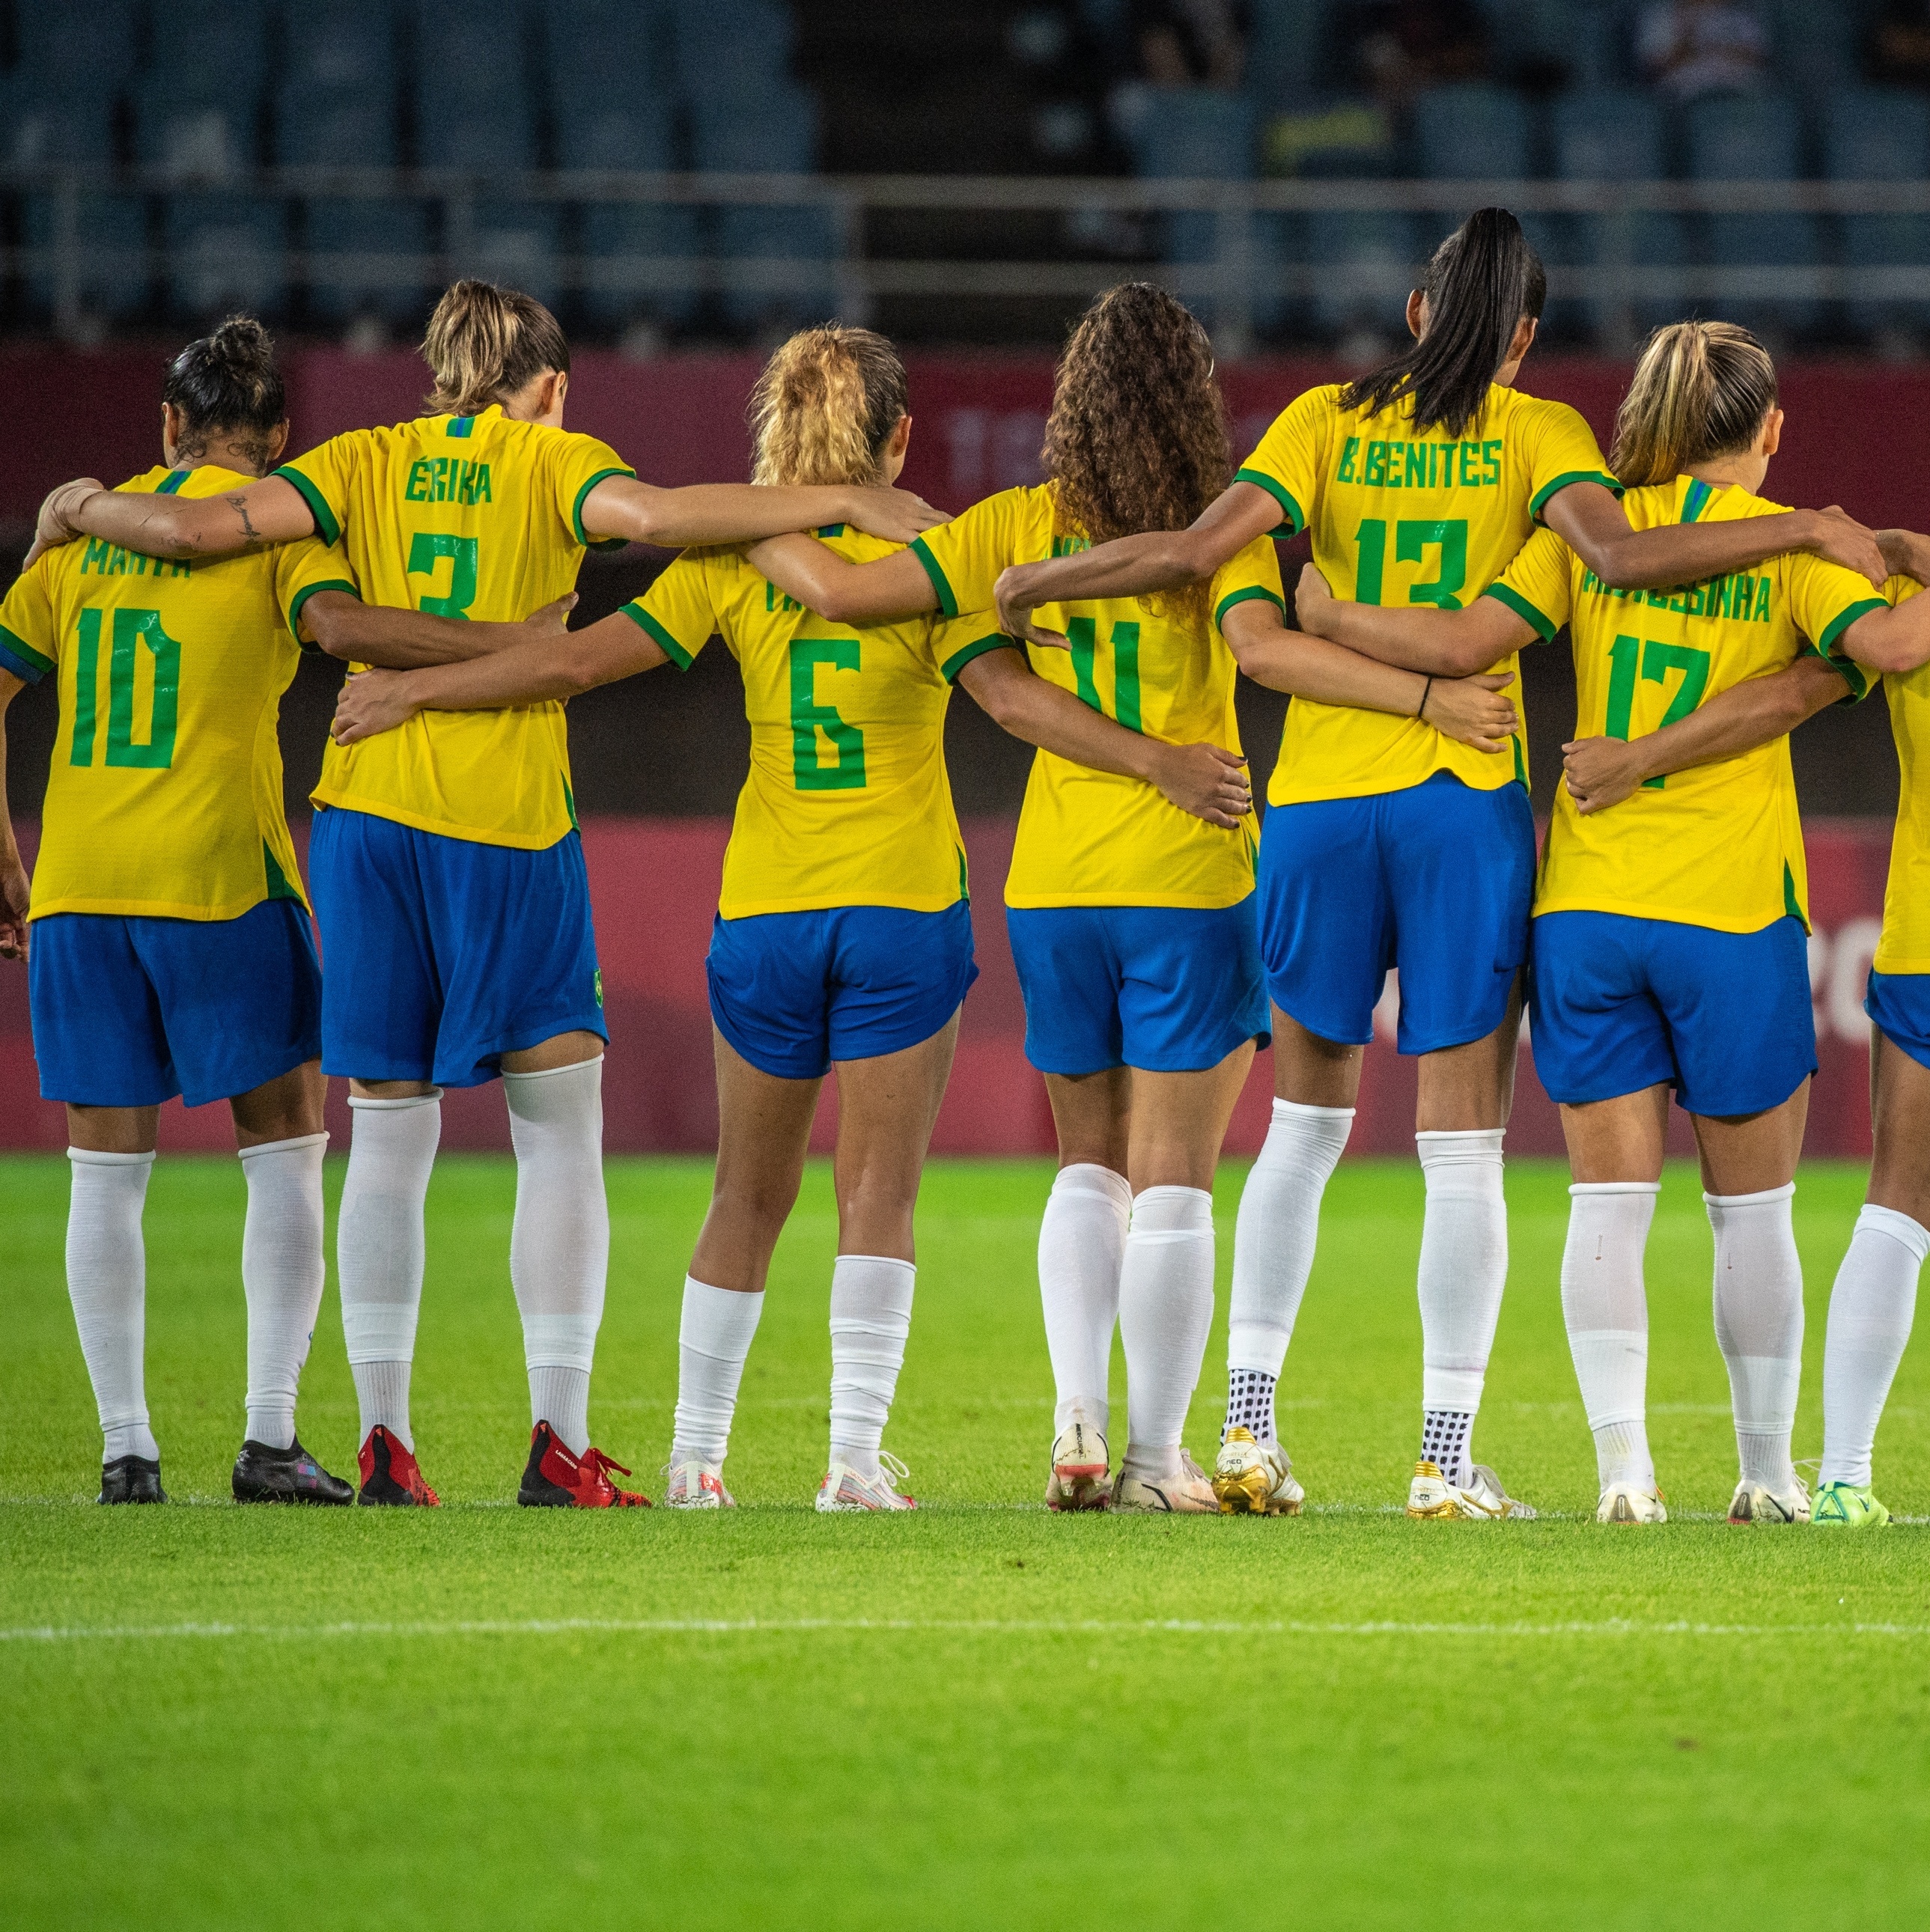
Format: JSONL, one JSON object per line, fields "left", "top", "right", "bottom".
{"left": 594, "top": 967, "right": 605, "bottom": 1011}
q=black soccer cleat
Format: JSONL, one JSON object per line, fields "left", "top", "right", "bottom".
{"left": 232, "top": 1436, "right": 355, "bottom": 1505}
{"left": 99, "top": 1454, "right": 166, "bottom": 1505}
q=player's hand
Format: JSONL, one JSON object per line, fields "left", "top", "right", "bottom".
{"left": 1148, "top": 742, "right": 1251, "bottom": 829}
{"left": 1807, "top": 505, "right": 1889, "bottom": 590}
{"left": 1875, "top": 527, "right": 1930, "bottom": 585}
{"left": 1425, "top": 672, "right": 1519, "bottom": 753}
{"left": 993, "top": 564, "right": 1070, "bottom": 651}
{"left": 843, "top": 486, "right": 945, "bottom": 546}
{"left": 23, "top": 478, "right": 103, "bottom": 569}
{"left": 1562, "top": 734, "right": 1650, "bottom": 814}
{"left": 331, "top": 668, "right": 423, "bottom": 745}
{"left": 0, "top": 849, "right": 31, "bottom": 961}
{"left": 1294, "top": 561, "right": 1338, "bottom": 636}
{"left": 514, "top": 593, "right": 576, "bottom": 639}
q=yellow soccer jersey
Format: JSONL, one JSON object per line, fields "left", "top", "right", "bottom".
{"left": 1239, "top": 381, "right": 1621, "bottom": 805}
{"left": 628, "top": 527, "right": 1005, "bottom": 918}
{"left": 276, "top": 403, "right": 635, "bottom": 849}
{"left": 909, "top": 483, "right": 1271, "bottom": 909}
{"left": 0, "top": 465, "right": 353, "bottom": 921}
{"left": 1489, "top": 474, "right": 1883, "bottom": 934}
{"left": 1874, "top": 577, "right": 1930, "bottom": 974}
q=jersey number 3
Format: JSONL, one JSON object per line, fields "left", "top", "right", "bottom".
{"left": 791, "top": 638, "right": 866, "bottom": 790}
{"left": 71, "top": 608, "right": 180, "bottom": 770}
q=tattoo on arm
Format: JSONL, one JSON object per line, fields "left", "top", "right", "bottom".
{"left": 225, "top": 494, "right": 265, "bottom": 552}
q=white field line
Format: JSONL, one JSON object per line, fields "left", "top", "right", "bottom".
{"left": 4, "top": 1615, "right": 1930, "bottom": 1645}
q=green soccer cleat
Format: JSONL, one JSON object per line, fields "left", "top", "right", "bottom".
{"left": 1812, "top": 1481, "right": 1890, "bottom": 1529}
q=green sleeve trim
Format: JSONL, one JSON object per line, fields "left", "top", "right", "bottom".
{"left": 1817, "top": 597, "right": 1886, "bottom": 665}
{"left": 816, "top": 522, "right": 846, "bottom": 538}
{"left": 1232, "top": 468, "right": 1306, "bottom": 535}
{"left": 272, "top": 465, "right": 340, "bottom": 546}
{"left": 287, "top": 579, "right": 359, "bottom": 650}
{"left": 1530, "top": 469, "right": 1622, "bottom": 524}
{"left": 156, "top": 468, "right": 189, "bottom": 496}
{"left": 908, "top": 535, "right": 958, "bottom": 618}
{"left": 572, "top": 467, "right": 636, "bottom": 550}
{"left": 0, "top": 622, "right": 54, "bottom": 681}
{"left": 940, "top": 631, "right": 1017, "bottom": 683}
{"left": 1481, "top": 581, "right": 1559, "bottom": 642}
{"left": 619, "top": 600, "right": 694, "bottom": 670}
{"left": 1213, "top": 583, "right": 1285, "bottom": 633}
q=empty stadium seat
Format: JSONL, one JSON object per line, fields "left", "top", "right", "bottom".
{"left": 165, "top": 193, "right": 287, "bottom": 321}
{"left": 1553, "top": 88, "right": 1683, "bottom": 344}
{"left": 1413, "top": 82, "right": 1530, "bottom": 180}
{"left": 137, "top": 0, "right": 270, "bottom": 97}
{"left": 556, "top": 107, "right": 700, "bottom": 332}
{"left": 16, "top": 1, "right": 140, "bottom": 95}
{"left": 1128, "top": 89, "right": 1258, "bottom": 331}
{"left": 1687, "top": 92, "right": 1821, "bottom": 337}
{"left": 1824, "top": 87, "right": 1930, "bottom": 340}
{"left": 543, "top": 0, "right": 673, "bottom": 99}
{"left": 672, "top": 0, "right": 797, "bottom": 100}
{"left": 1244, "top": 0, "right": 1328, "bottom": 106}
{"left": 283, "top": 0, "right": 401, "bottom": 94}
{"left": 133, "top": 92, "right": 260, "bottom": 183}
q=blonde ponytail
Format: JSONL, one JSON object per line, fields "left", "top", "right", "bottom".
{"left": 421, "top": 279, "right": 570, "bottom": 416}
{"left": 1610, "top": 320, "right": 1778, "bottom": 488}
{"left": 749, "top": 326, "right": 907, "bottom": 487}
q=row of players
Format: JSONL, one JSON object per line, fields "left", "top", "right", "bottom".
{"left": 5, "top": 209, "right": 1927, "bottom": 1523}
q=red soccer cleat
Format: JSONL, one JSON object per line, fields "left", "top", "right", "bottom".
{"left": 356, "top": 1425, "right": 441, "bottom": 1507}
{"left": 517, "top": 1421, "right": 652, "bottom": 1508}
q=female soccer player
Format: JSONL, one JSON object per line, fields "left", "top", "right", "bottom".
{"left": 728, "top": 283, "right": 1523, "bottom": 1513}
{"left": 327, "top": 322, "right": 1273, "bottom": 1509}
{"left": 31, "top": 281, "right": 946, "bottom": 1511}
{"left": 0, "top": 320, "right": 545, "bottom": 1506}
{"left": 987, "top": 212, "right": 1892, "bottom": 1522}
{"left": 1296, "top": 319, "right": 1930, "bottom": 1524}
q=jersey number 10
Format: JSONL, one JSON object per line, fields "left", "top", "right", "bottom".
{"left": 70, "top": 608, "right": 180, "bottom": 770}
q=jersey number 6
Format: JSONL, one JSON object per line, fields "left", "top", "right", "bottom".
{"left": 790, "top": 637, "right": 866, "bottom": 791}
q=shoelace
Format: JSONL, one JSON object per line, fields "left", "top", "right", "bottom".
{"left": 582, "top": 1446, "right": 635, "bottom": 1486}
{"left": 877, "top": 1450, "right": 912, "bottom": 1492}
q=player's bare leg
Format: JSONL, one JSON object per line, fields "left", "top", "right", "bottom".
{"left": 1038, "top": 1067, "right": 1132, "bottom": 1508}
{"left": 1405, "top": 981, "right": 1532, "bottom": 1520}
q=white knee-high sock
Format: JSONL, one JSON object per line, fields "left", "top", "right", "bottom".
{"left": 1706, "top": 1183, "right": 1805, "bottom": 1491}
{"left": 67, "top": 1150, "right": 159, "bottom": 1463}
{"left": 1561, "top": 1182, "right": 1660, "bottom": 1490}
{"left": 1416, "top": 1129, "right": 1508, "bottom": 1487}
{"left": 338, "top": 1090, "right": 440, "bottom": 1450}
{"left": 1118, "top": 1185, "right": 1217, "bottom": 1479}
{"left": 1821, "top": 1204, "right": 1927, "bottom": 1490}
{"left": 237, "top": 1131, "right": 329, "bottom": 1451}
{"left": 505, "top": 1058, "right": 609, "bottom": 1456}
{"left": 1226, "top": 1100, "right": 1352, "bottom": 1447}
{"left": 1038, "top": 1162, "right": 1130, "bottom": 1437}
{"left": 671, "top": 1276, "right": 764, "bottom": 1467}
{"left": 828, "top": 1255, "right": 916, "bottom": 1480}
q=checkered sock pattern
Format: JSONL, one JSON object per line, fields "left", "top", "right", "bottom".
{"left": 1223, "top": 1367, "right": 1277, "bottom": 1446}
{"left": 1420, "top": 1408, "right": 1473, "bottom": 1488}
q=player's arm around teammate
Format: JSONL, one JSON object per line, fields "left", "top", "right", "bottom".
{"left": 0, "top": 320, "right": 363, "bottom": 1507}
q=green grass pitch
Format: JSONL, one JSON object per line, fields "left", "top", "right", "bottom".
{"left": 3, "top": 1152, "right": 1927, "bottom": 1929}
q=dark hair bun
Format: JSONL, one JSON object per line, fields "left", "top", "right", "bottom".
{"left": 162, "top": 314, "right": 286, "bottom": 447}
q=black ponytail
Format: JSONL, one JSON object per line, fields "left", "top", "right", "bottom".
{"left": 1338, "top": 207, "right": 1547, "bottom": 439}
{"left": 162, "top": 315, "right": 286, "bottom": 468}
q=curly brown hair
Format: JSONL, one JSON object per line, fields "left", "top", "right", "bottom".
{"left": 1042, "top": 282, "right": 1231, "bottom": 622}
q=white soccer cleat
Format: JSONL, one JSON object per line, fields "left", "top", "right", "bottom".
{"left": 1597, "top": 1482, "right": 1668, "bottom": 1524}
{"left": 663, "top": 1460, "right": 734, "bottom": 1509}
{"left": 1407, "top": 1459, "right": 1537, "bottom": 1520}
{"left": 1045, "top": 1418, "right": 1110, "bottom": 1512}
{"left": 1728, "top": 1475, "right": 1811, "bottom": 1526}
{"left": 816, "top": 1451, "right": 917, "bottom": 1513}
{"left": 1112, "top": 1450, "right": 1219, "bottom": 1514}
{"left": 1211, "top": 1426, "right": 1305, "bottom": 1516}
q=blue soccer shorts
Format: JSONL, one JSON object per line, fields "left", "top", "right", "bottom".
{"left": 308, "top": 806, "right": 606, "bottom": 1088}
{"left": 1866, "top": 968, "right": 1930, "bottom": 1072}
{"left": 706, "top": 901, "right": 978, "bottom": 1081}
{"left": 1529, "top": 909, "right": 1816, "bottom": 1116}
{"left": 1005, "top": 898, "right": 1268, "bottom": 1076}
{"left": 29, "top": 897, "right": 323, "bottom": 1108}
{"left": 1257, "top": 770, "right": 1535, "bottom": 1056}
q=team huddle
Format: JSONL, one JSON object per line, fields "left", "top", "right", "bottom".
{"left": 5, "top": 205, "right": 1928, "bottom": 1528}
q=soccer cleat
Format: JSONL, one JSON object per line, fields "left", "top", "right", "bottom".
{"left": 99, "top": 1454, "right": 165, "bottom": 1505}
{"left": 663, "top": 1460, "right": 734, "bottom": 1509}
{"left": 1728, "top": 1475, "right": 1812, "bottom": 1526}
{"left": 1597, "top": 1482, "right": 1668, "bottom": 1524}
{"left": 232, "top": 1437, "right": 354, "bottom": 1505}
{"left": 816, "top": 1450, "right": 917, "bottom": 1512}
{"left": 1045, "top": 1418, "right": 1110, "bottom": 1511}
{"left": 518, "top": 1421, "right": 651, "bottom": 1508}
{"left": 1112, "top": 1450, "right": 1219, "bottom": 1514}
{"left": 1812, "top": 1481, "right": 1890, "bottom": 1529}
{"left": 1406, "top": 1459, "right": 1537, "bottom": 1520}
{"left": 1212, "top": 1426, "right": 1305, "bottom": 1516}
{"left": 356, "top": 1424, "right": 440, "bottom": 1508}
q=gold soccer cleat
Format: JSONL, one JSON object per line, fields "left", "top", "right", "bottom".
{"left": 1212, "top": 1426, "right": 1305, "bottom": 1516}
